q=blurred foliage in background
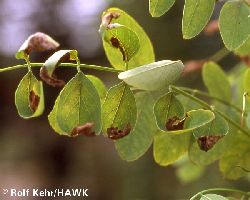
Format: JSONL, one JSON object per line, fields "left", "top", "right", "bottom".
{"left": 0, "top": 0, "right": 249, "bottom": 199}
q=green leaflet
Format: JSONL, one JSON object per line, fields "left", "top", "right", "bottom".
{"left": 50, "top": 72, "right": 102, "bottom": 136}
{"left": 48, "top": 96, "right": 65, "bottom": 135}
{"left": 118, "top": 60, "right": 184, "bottom": 91}
{"left": 40, "top": 50, "right": 79, "bottom": 87}
{"left": 155, "top": 109, "right": 215, "bottom": 134}
{"left": 193, "top": 113, "right": 229, "bottom": 138}
{"left": 16, "top": 32, "right": 59, "bottom": 60}
{"left": 149, "top": 0, "right": 176, "bottom": 17}
{"left": 102, "top": 82, "right": 137, "bottom": 138}
{"left": 115, "top": 92, "right": 157, "bottom": 161}
{"left": 234, "top": 37, "right": 250, "bottom": 56}
{"left": 219, "top": 132, "right": 250, "bottom": 179}
{"left": 219, "top": 0, "right": 250, "bottom": 50}
{"left": 188, "top": 114, "right": 229, "bottom": 165}
{"left": 101, "top": 8, "right": 155, "bottom": 70}
{"left": 182, "top": 0, "right": 215, "bottom": 39}
{"left": 200, "top": 194, "right": 228, "bottom": 200}
{"left": 15, "top": 72, "right": 44, "bottom": 119}
{"left": 202, "top": 62, "right": 232, "bottom": 101}
{"left": 101, "top": 24, "right": 140, "bottom": 64}
{"left": 154, "top": 92, "right": 185, "bottom": 131}
{"left": 86, "top": 75, "right": 107, "bottom": 104}
{"left": 153, "top": 131, "right": 191, "bottom": 166}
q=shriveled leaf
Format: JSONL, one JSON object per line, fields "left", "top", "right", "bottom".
{"left": 200, "top": 194, "right": 228, "bottom": 200}
{"left": 115, "top": 92, "right": 157, "bottom": 161}
{"left": 52, "top": 72, "right": 101, "bottom": 137}
{"left": 202, "top": 62, "right": 231, "bottom": 101}
{"left": 40, "top": 50, "right": 79, "bottom": 87}
{"left": 101, "top": 24, "right": 140, "bottom": 63}
{"left": 219, "top": 0, "right": 250, "bottom": 50}
{"left": 101, "top": 8, "right": 155, "bottom": 70}
{"left": 149, "top": 0, "right": 176, "bottom": 17}
{"left": 16, "top": 32, "right": 59, "bottom": 59}
{"left": 154, "top": 92, "right": 185, "bottom": 131}
{"left": 182, "top": 0, "right": 215, "bottom": 39}
{"left": 118, "top": 60, "right": 184, "bottom": 91}
{"left": 102, "top": 82, "right": 137, "bottom": 139}
{"left": 154, "top": 130, "right": 191, "bottom": 166}
{"left": 15, "top": 72, "right": 44, "bottom": 119}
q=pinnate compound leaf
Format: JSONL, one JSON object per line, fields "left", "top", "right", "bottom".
{"left": 118, "top": 60, "right": 184, "bottom": 91}
{"left": 149, "top": 0, "right": 176, "bottom": 17}
{"left": 115, "top": 92, "right": 158, "bottom": 161}
{"left": 40, "top": 50, "right": 79, "bottom": 87}
{"left": 50, "top": 72, "right": 101, "bottom": 137}
{"left": 182, "top": 0, "right": 215, "bottom": 39}
{"left": 219, "top": 0, "right": 250, "bottom": 50}
{"left": 154, "top": 92, "right": 185, "bottom": 131}
{"left": 15, "top": 72, "right": 44, "bottom": 119}
{"left": 202, "top": 62, "right": 231, "bottom": 101}
{"left": 200, "top": 194, "right": 228, "bottom": 200}
{"left": 86, "top": 75, "right": 107, "bottom": 103}
{"left": 101, "top": 8, "right": 155, "bottom": 70}
{"left": 102, "top": 82, "right": 137, "bottom": 139}
{"left": 101, "top": 24, "right": 140, "bottom": 63}
{"left": 16, "top": 32, "right": 59, "bottom": 59}
{"left": 154, "top": 131, "right": 191, "bottom": 166}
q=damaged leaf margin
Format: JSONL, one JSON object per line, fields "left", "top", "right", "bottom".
{"left": 40, "top": 50, "right": 79, "bottom": 87}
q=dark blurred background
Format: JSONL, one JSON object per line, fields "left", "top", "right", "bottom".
{"left": 0, "top": 0, "right": 249, "bottom": 199}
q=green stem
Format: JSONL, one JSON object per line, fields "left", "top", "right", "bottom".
{"left": 178, "top": 86, "right": 242, "bottom": 113}
{"left": 190, "top": 188, "right": 250, "bottom": 200}
{"left": 170, "top": 85, "right": 250, "bottom": 137}
{"left": 0, "top": 63, "right": 123, "bottom": 73}
{"left": 208, "top": 47, "right": 230, "bottom": 62}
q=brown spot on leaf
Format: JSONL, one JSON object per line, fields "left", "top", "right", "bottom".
{"left": 29, "top": 90, "right": 40, "bottom": 112}
{"left": 166, "top": 116, "right": 186, "bottom": 131}
{"left": 24, "top": 32, "right": 59, "bottom": 55}
{"left": 197, "top": 135, "right": 224, "bottom": 152}
{"left": 102, "top": 12, "right": 120, "bottom": 27}
{"left": 110, "top": 37, "right": 127, "bottom": 61}
{"left": 40, "top": 67, "right": 65, "bottom": 87}
{"left": 203, "top": 20, "right": 219, "bottom": 36}
{"left": 71, "top": 122, "right": 96, "bottom": 137}
{"left": 107, "top": 124, "right": 131, "bottom": 140}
